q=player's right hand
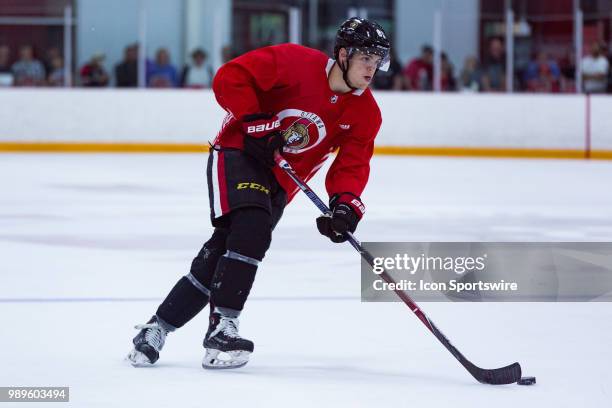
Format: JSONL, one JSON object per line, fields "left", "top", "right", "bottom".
{"left": 242, "top": 113, "right": 285, "bottom": 167}
{"left": 316, "top": 193, "right": 365, "bottom": 243}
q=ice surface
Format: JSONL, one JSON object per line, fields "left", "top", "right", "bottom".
{"left": 1, "top": 154, "right": 612, "bottom": 407}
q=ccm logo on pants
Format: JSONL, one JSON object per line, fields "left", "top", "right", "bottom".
{"left": 237, "top": 182, "right": 270, "bottom": 195}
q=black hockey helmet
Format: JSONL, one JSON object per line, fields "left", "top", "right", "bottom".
{"left": 334, "top": 17, "right": 391, "bottom": 72}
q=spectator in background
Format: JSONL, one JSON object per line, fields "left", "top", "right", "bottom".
{"left": 47, "top": 55, "right": 65, "bottom": 86}
{"left": 481, "top": 37, "right": 506, "bottom": 92}
{"left": 372, "top": 49, "right": 403, "bottom": 90}
{"left": 11, "top": 45, "right": 46, "bottom": 86}
{"left": 440, "top": 52, "right": 456, "bottom": 91}
{"left": 80, "top": 53, "right": 109, "bottom": 87}
{"left": 607, "top": 44, "right": 612, "bottom": 93}
{"left": 403, "top": 45, "right": 433, "bottom": 91}
{"left": 459, "top": 55, "right": 481, "bottom": 92}
{"left": 581, "top": 42, "right": 609, "bottom": 94}
{"left": 115, "top": 44, "right": 139, "bottom": 87}
{"left": 559, "top": 51, "right": 576, "bottom": 92}
{"left": 43, "top": 47, "right": 61, "bottom": 76}
{"left": 180, "top": 48, "right": 213, "bottom": 88}
{"left": 0, "top": 44, "right": 14, "bottom": 86}
{"left": 524, "top": 51, "right": 561, "bottom": 93}
{"left": 147, "top": 48, "right": 178, "bottom": 88}
{"left": 0, "top": 44, "right": 11, "bottom": 72}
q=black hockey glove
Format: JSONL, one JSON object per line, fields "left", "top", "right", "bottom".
{"left": 316, "top": 193, "right": 365, "bottom": 243}
{"left": 242, "top": 113, "right": 285, "bottom": 167}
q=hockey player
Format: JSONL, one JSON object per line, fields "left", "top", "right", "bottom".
{"left": 128, "top": 17, "right": 390, "bottom": 369}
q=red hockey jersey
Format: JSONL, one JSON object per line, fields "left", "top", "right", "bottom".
{"left": 212, "top": 43, "right": 382, "bottom": 202}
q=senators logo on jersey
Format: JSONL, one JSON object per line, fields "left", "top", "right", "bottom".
{"left": 282, "top": 123, "right": 309, "bottom": 150}
{"left": 277, "top": 109, "right": 327, "bottom": 154}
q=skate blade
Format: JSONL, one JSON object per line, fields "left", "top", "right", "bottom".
{"left": 202, "top": 349, "right": 251, "bottom": 370}
{"left": 126, "top": 349, "right": 153, "bottom": 367}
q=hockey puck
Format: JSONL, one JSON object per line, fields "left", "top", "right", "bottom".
{"left": 517, "top": 376, "right": 536, "bottom": 385}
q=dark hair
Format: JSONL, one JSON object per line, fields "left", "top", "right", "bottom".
{"left": 191, "top": 48, "right": 207, "bottom": 59}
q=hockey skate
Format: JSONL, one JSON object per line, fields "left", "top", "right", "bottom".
{"left": 127, "top": 315, "right": 170, "bottom": 366}
{"left": 202, "top": 312, "right": 254, "bottom": 369}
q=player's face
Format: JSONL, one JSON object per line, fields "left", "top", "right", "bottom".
{"left": 347, "top": 51, "right": 382, "bottom": 89}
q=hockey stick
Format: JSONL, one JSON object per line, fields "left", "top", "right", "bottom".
{"left": 275, "top": 153, "right": 522, "bottom": 385}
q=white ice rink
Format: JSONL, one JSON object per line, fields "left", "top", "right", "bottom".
{"left": 1, "top": 154, "right": 612, "bottom": 407}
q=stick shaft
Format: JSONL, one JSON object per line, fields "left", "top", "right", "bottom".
{"left": 274, "top": 153, "right": 521, "bottom": 384}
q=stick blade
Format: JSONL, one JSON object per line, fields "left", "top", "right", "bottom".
{"left": 472, "top": 362, "right": 522, "bottom": 385}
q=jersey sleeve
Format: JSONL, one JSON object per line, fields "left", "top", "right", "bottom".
{"left": 324, "top": 105, "right": 381, "bottom": 199}
{"left": 212, "top": 45, "right": 291, "bottom": 119}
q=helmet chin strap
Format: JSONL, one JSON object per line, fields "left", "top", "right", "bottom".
{"left": 339, "top": 57, "right": 358, "bottom": 91}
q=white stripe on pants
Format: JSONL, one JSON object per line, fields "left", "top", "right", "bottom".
{"left": 210, "top": 149, "right": 223, "bottom": 218}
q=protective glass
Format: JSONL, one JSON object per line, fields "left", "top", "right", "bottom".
{"left": 348, "top": 46, "right": 391, "bottom": 72}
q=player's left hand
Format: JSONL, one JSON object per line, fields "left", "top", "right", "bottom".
{"left": 316, "top": 193, "right": 365, "bottom": 243}
{"left": 242, "top": 113, "right": 286, "bottom": 167}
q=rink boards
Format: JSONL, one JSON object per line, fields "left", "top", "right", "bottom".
{"left": 0, "top": 89, "right": 610, "bottom": 159}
